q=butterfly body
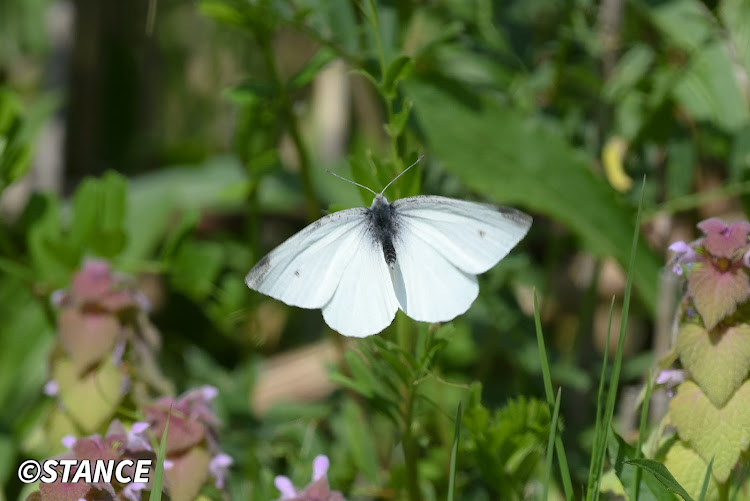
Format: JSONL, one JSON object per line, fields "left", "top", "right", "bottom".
{"left": 246, "top": 194, "right": 531, "bottom": 337}
{"left": 366, "top": 194, "right": 398, "bottom": 268}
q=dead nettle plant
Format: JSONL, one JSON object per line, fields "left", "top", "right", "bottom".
{"left": 29, "top": 260, "right": 232, "bottom": 501}
{"left": 655, "top": 219, "right": 750, "bottom": 499}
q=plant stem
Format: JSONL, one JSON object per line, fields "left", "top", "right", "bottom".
{"left": 402, "top": 382, "right": 420, "bottom": 501}
{"left": 258, "top": 37, "right": 320, "bottom": 221}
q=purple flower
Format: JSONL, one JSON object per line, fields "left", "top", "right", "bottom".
{"left": 210, "top": 453, "right": 233, "bottom": 489}
{"left": 274, "top": 455, "right": 347, "bottom": 501}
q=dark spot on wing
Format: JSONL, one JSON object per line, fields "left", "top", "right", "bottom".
{"left": 247, "top": 255, "right": 271, "bottom": 287}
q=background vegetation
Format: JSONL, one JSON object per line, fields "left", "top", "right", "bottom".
{"left": 2, "top": 0, "right": 750, "bottom": 499}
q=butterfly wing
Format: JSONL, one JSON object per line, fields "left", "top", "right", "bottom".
{"left": 391, "top": 195, "right": 531, "bottom": 322}
{"left": 245, "top": 208, "right": 370, "bottom": 309}
{"left": 322, "top": 225, "right": 399, "bottom": 337}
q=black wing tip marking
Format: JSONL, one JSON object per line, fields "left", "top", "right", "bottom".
{"left": 497, "top": 206, "right": 533, "bottom": 230}
{"left": 245, "top": 255, "right": 271, "bottom": 288}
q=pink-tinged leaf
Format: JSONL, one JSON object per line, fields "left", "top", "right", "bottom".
{"left": 687, "top": 263, "right": 750, "bottom": 330}
{"left": 143, "top": 404, "right": 207, "bottom": 456}
{"left": 58, "top": 310, "right": 120, "bottom": 374}
{"left": 698, "top": 219, "right": 750, "bottom": 258}
{"left": 38, "top": 478, "right": 94, "bottom": 501}
{"left": 676, "top": 323, "right": 750, "bottom": 406}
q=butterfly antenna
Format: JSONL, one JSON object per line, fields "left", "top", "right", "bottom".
{"left": 379, "top": 155, "right": 424, "bottom": 196}
{"left": 325, "top": 169, "right": 378, "bottom": 196}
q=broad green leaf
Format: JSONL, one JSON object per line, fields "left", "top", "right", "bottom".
{"left": 670, "top": 380, "right": 750, "bottom": 482}
{"left": 663, "top": 441, "right": 719, "bottom": 501}
{"left": 405, "top": 79, "right": 660, "bottom": 311}
{"left": 123, "top": 157, "right": 246, "bottom": 263}
{"left": 0, "top": 278, "right": 53, "bottom": 420}
{"left": 626, "top": 458, "right": 696, "bottom": 501}
{"left": 676, "top": 323, "right": 750, "bottom": 407}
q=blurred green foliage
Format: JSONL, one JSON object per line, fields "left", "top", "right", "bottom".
{"left": 2, "top": 0, "right": 750, "bottom": 499}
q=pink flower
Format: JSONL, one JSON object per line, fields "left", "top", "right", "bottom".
{"left": 668, "top": 219, "right": 750, "bottom": 330}
{"left": 274, "top": 455, "right": 347, "bottom": 501}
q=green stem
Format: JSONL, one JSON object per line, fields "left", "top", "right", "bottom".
{"left": 258, "top": 37, "right": 320, "bottom": 221}
{"left": 402, "top": 383, "right": 420, "bottom": 501}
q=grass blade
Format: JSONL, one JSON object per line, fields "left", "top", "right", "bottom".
{"left": 148, "top": 411, "right": 170, "bottom": 501}
{"left": 587, "top": 296, "right": 615, "bottom": 500}
{"left": 631, "top": 372, "right": 655, "bottom": 501}
{"left": 698, "top": 458, "right": 713, "bottom": 501}
{"left": 544, "top": 388, "right": 562, "bottom": 501}
{"left": 534, "top": 291, "right": 574, "bottom": 500}
{"left": 589, "top": 179, "right": 646, "bottom": 500}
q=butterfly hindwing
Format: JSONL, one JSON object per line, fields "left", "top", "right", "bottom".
{"left": 322, "top": 225, "right": 399, "bottom": 337}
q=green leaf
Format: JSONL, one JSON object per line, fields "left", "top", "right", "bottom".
{"left": 27, "top": 194, "right": 78, "bottom": 282}
{"left": 405, "top": 78, "right": 660, "bottom": 311}
{"left": 603, "top": 44, "right": 655, "bottom": 101}
{"left": 384, "top": 100, "right": 413, "bottom": 138}
{"left": 625, "top": 458, "right": 695, "bottom": 501}
{"left": 666, "top": 140, "right": 697, "bottom": 199}
{"left": 670, "top": 380, "right": 750, "bottom": 482}
{"left": 676, "top": 323, "right": 750, "bottom": 407}
{"left": 123, "top": 156, "right": 245, "bottom": 263}
{"left": 671, "top": 41, "right": 750, "bottom": 132}
{"left": 288, "top": 47, "right": 337, "bottom": 90}
{"left": 337, "top": 400, "right": 381, "bottom": 483}
{"left": 607, "top": 432, "right": 677, "bottom": 501}
{"left": 382, "top": 55, "right": 414, "bottom": 95}
{"left": 720, "top": 0, "right": 750, "bottom": 84}
{"left": 663, "top": 441, "right": 719, "bottom": 501}
{"left": 170, "top": 241, "right": 224, "bottom": 300}
{"left": 650, "top": 0, "right": 713, "bottom": 50}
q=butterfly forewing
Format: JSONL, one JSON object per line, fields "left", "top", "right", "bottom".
{"left": 245, "top": 208, "right": 368, "bottom": 309}
{"left": 392, "top": 196, "right": 532, "bottom": 275}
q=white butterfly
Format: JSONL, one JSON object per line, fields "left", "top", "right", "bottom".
{"left": 245, "top": 160, "right": 532, "bottom": 337}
